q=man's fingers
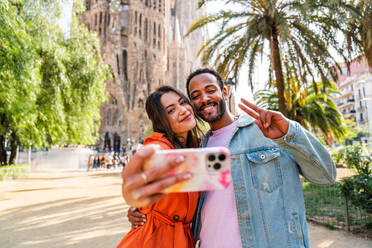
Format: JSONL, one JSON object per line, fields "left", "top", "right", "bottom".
{"left": 254, "top": 120, "right": 265, "bottom": 132}
{"left": 132, "top": 172, "right": 192, "bottom": 199}
{"left": 264, "top": 111, "right": 272, "bottom": 128}
{"left": 240, "top": 98, "right": 262, "bottom": 112}
{"left": 238, "top": 103, "right": 259, "bottom": 120}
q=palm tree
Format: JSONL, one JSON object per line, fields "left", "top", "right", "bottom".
{"left": 187, "top": 0, "right": 360, "bottom": 116}
{"left": 254, "top": 81, "right": 346, "bottom": 145}
{"left": 346, "top": 0, "right": 372, "bottom": 68}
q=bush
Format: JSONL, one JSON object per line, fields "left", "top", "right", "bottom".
{"left": 340, "top": 145, "right": 372, "bottom": 214}
{"left": 0, "top": 164, "right": 29, "bottom": 181}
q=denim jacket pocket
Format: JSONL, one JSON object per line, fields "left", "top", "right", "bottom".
{"left": 246, "top": 148, "right": 283, "bottom": 193}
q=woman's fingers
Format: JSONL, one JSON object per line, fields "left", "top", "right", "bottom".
{"left": 132, "top": 172, "right": 192, "bottom": 200}
{"left": 124, "top": 154, "right": 185, "bottom": 191}
{"left": 123, "top": 145, "right": 157, "bottom": 176}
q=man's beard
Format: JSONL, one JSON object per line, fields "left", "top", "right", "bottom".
{"left": 197, "top": 98, "right": 226, "bottom": 123}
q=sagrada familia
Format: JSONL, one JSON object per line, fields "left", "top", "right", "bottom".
{"left": 80, "top": 0, "right": 208, "bottom": 150}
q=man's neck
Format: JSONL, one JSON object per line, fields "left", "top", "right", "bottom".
{"left": 209, "top": 111, "right": 235, "bottom": 131}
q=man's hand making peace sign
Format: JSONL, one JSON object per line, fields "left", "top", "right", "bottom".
{"left": 238, "top": 98, "right": 289, "bottom": 139}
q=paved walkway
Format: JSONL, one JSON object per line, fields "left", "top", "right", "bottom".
{"left": 0, "top": 171, "right": 371, "bottom": 248}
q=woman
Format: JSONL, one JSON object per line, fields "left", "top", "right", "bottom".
{"left": 117, "top": 86, "right": 202, "bottom": 248}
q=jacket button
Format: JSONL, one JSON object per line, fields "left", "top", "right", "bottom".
{"left": 260, "top": 154, "right": 266, "bottom": 160}
{"left": 173, "top": 215, "right": 179, "bottom": 221}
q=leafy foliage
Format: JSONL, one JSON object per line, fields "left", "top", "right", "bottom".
{"left": 339, "top": 145, "right": 372, "bottom": 214}
{"left": 0, "top": 0, "right": 109, "bottom": 165}
{"left": 254, "top": 81, "right": 346, "bottom": 144}
{"left": 188, "top": 0, "right": 360, "bottom": 115}
{"left": 346, "top": 0, "right": 372, "bottom": 67}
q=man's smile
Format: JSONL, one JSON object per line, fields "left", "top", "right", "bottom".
{"left": 199, "top": 102, "right": 217, "bottom": 114}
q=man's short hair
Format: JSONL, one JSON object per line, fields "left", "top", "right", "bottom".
{"left": 186, "top": 68, "right": 224, "bottom": 98}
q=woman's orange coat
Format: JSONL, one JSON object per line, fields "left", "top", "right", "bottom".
{"left": 117, "top": 132, "right": 200, "bottom": 248}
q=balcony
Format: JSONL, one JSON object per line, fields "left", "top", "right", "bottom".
{"left": 357, "top": 106, "right": 365, "bottom": 111}
{"left": 358, "top": 118, "right": 367, "bottom": 124}
{"left": 343, "top": 109, "right": 356, "bottom": 117}
{"left": 347, "top": 98, "right": 355, "bottom": 102}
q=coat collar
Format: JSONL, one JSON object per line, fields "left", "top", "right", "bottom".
{"left": 236, "top": 114, "right": 256, "bottom": 128}
{"left": 201, "top": 114, "right": 255, "bottom": 147}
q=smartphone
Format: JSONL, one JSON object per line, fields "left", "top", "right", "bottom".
{"left": 142, "top": 147, "right": 232, "bottom": 193}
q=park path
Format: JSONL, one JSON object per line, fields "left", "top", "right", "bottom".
{"left": 0, "top": 171, "right": 371, "bottom": 248}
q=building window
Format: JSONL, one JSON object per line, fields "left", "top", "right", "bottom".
{"left": 158, "top": 24, "right": 161, "bottom": 49}
{"left": 99, "top": 12, "right": 103, "bottom": 25}
{"left": 107, "top": 109, "right": 112, "bottom": 126}
{"left": 144, "top": 18, "right": 148, "bottom": 42}
{"left": 153, "top": 0, "right": 156, "bottom": 9}
{"left": 116, "top": 54, "right": 121, "bottom": 75}
{"left": 135, "top": 11, "right": 138, "bottom": 24}
{"left": 139, "top": 14, "right": 142, "bottom": 37}
{"left": 110, "top": 96, "right": 118, "bottom": 105}
{"left": 107, "top": 13, "right": 111, "bottom": 27}
{"left": 153, "top": 22, "right": 156, "bottom": 35}
{"left": 113, "top": 109, "right": 119, "bottom": 125}
{"left": 363, "top": 87, "right": 366, "bottom": 97}
{"left": 85, "top": 0, "right": 90, "bottom": 10}
{"left": 159, "top": 0, "right": 162, "bottom": 12}
{"left": 122, "top": 50, "right": 128, "bottom": 81}
{"left": 95, "top": 13, "right": 98, "bottom": 27}
{"left": 145, "top": 0, "right": 148, "bottom": 7}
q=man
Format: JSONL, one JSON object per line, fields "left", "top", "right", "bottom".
{"left": 124, "top": 68, "right": 336, "bottom": 247}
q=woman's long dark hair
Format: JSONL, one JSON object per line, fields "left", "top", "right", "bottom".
{"left": 145, "top": 86, "right": 202, "bottom": 148}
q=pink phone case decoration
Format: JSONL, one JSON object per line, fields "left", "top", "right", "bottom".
{"left": 143, "top": 147, "right": 232, "bottom": 193}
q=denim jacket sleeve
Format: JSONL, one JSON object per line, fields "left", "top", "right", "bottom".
{"left": 273, "top": 120, "right": 336, "bottom": 185}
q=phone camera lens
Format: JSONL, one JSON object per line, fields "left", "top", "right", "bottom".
{"left": 208, "top": 154, "right": 216, "bottom": 161}
{"left": 218, "top": 154, "right": 226, "bottom": 161}
{"left": 213, "top": 163, "right": 221, "bottom": 170}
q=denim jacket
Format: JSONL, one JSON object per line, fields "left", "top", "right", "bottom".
{"left": 192, "top": 115, "right": 336, "bottom": 248}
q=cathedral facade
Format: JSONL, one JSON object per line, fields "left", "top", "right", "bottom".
{"left": 80, "top": 0, "right": 207, "bottom": 150}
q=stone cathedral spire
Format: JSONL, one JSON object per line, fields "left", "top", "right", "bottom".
{"left": 80, "top": 0, "right": 207, "bottom": 150}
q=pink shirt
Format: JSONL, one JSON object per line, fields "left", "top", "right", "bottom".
{"left": 200, "top": 121, "right": 242, "bottom": 248}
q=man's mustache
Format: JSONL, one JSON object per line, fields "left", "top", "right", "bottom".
{"left": 198, "top": 101, "right": 218, "bottom": 112}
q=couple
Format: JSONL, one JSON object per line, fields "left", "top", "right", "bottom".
{"left": 118, "top": 68, "right": 336, "bottom": 248}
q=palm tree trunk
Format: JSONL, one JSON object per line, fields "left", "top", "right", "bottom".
{"left": 269, "top": 29, "right": 288, "bottom": 116}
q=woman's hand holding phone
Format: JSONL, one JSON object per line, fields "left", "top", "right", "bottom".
{"left": 121, "top": 145, "right": 192, "bottom": 207}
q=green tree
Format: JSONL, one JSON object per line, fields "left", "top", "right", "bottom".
{"left": 187, "top": 0, "right": 359, "bottom": 116}
{"left": 0, "top": 0, "right": 40, "bottom": 165}
{"left": 254, "top": 81, "right": 345, "bottom": 145}
{"left": 0, "top": 0, "right": 108, "bottom": 165}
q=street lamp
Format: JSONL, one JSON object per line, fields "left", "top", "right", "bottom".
{"left": 224, "top": 78, "right": 235, "bottom": 113}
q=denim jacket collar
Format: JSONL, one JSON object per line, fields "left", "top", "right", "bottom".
{"left": 201, "top": 115, "right": 255, "bottom": 147}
